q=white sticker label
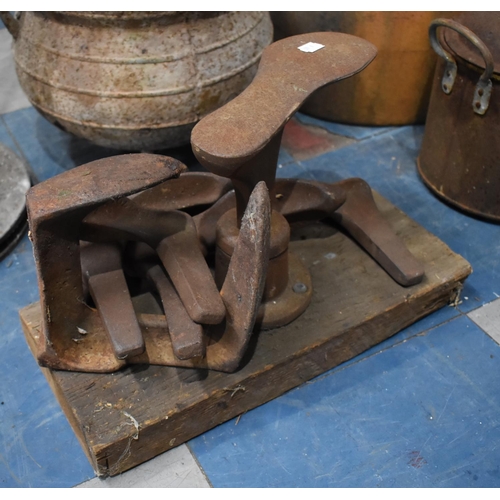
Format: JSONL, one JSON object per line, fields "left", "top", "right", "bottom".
{"left": 298, "top": 42, "right": 325, "bottom": 53}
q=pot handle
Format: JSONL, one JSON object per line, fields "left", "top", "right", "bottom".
{"left": 429, "top": 18, "right": 494, "bottom": 115}
{"left": 0, "top": 12, "right": 20, "bottom": 40}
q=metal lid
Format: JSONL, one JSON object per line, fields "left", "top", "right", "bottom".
{"left": 444, "top": 12, "right": 500, "bottom": 75}
{"left": 0, "top": 144, "right": 30, "bottom": 260}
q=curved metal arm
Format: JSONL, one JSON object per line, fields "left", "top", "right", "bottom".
{"left": 429, "top": 18, "right": 494, "bottom": 115}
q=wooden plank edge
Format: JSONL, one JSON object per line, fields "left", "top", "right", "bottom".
{"left": 20, "top": 307, "right": 101, "bottom": 474}
{"left": 20, "top": 268, "right": 468, "bottom": 477}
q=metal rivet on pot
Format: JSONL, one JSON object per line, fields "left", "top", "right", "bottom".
{"left": 293, "top": 282, "right": 308, "bottom": 294}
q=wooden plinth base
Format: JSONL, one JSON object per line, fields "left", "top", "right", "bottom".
{"left": 19, "top": 192, "right": 471, "bottom": 477}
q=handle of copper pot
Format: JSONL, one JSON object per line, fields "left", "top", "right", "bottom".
{"left": 429, "top": 18, "right": 494, "bottom": 115}
{"left": 0, "top": 12, "right": 20, "bottom": 40}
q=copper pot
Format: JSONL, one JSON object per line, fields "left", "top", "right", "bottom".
{"left": 0, "top": 11, "right": 273, "bottom": 150}
{"left": 271, "top": 11, "right": 442, "bottom": 125}
{"left": 418, "top": 13, "right": 500, "bottom": 222}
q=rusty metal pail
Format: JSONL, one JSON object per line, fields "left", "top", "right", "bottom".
{"left": 271, "top": 11, "right": 443, "bottom": 125}
{"left": 0, "top": 11, "right": 273, "bottom": 151}
{"left": 418, "top": 14, "right": 500, "bottom": 222}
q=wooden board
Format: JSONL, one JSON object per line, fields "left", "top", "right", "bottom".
{"left": 19, "top": 192, "right": 471, "bottom": 477}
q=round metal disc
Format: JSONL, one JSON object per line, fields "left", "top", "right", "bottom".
{"left": 0, "top": 143, "right": 31, "bottom": 260}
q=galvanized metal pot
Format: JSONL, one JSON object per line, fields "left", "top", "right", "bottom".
{"left": 0, "top": 11, "right": 273, "bottom": 150}
{"left": 418, "top": 14, "right": 500, "bottom": 222}
{"left": 271, "top": 11, "right": 442, "bottom": 125}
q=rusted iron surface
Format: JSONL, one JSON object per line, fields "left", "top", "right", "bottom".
{"left": 332, "top": 179, "right": 424, "bottom": 286}
{"left": 26, "top": 153, "right": 271, "bottom": 372}
{"left": 134, "top": 181, "right": 270, "bottom": 372}
{"left": 192, "top": 32, "right": 422, "bottom": 329}
{"left": 208, "top": 181, "right": 270, "bottom": 371}
{"left": 215, "top": 208, "right": 290, "bottom": 302}
{"left": 155, "top": 216, "right": 225, "bottom": 324}
{"left": 193, "top": 191, "right": 236, "bottom": 251}
{"left": 81, "top": 241, "right": 145, "bottom": 359}
{"left": 1, "top": 11, "right": 273, "bottom": 150}
{"left": 419, "top": 14, "right": 500, "bottom": 221}
{"left": 128, "top": 180, "right": 270, "bottom": 372}
{"left": 147, "top": 265, "right": 205, "bottom": 360}
{"left": 89, "top": 269, "right": 145, "bottom": 359}
{"left": 191, "top": 31, "right": 377, "bottom": 183}
{"left": 272, "top": 179, "right": 347, "bottom": 222}
{"left": 81, "top": 200, "right": 225, "bottom": 325}
{"left": 26, "top": 154, "right": 186, "bottom": 372}
{"left": 26, "top": 31, "right": 425, "bottom": 374}
{"left": 131, "top": 172, "right": 232, "bottom": 212}
{"left": 271, "top": 12, "right": 444, "bottom": 125}
{"left": 124, "top": 242, "right": 205, "bottom": 360}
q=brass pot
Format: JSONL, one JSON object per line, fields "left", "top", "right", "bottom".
{"left": 418, "top": 13, "right": 500, "bottom": 222}
{"left": 0, "top": 11, "right": 273, "bottom": 150}
{"left": 271, "top": 11, "right": 443, "bottom": 125}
